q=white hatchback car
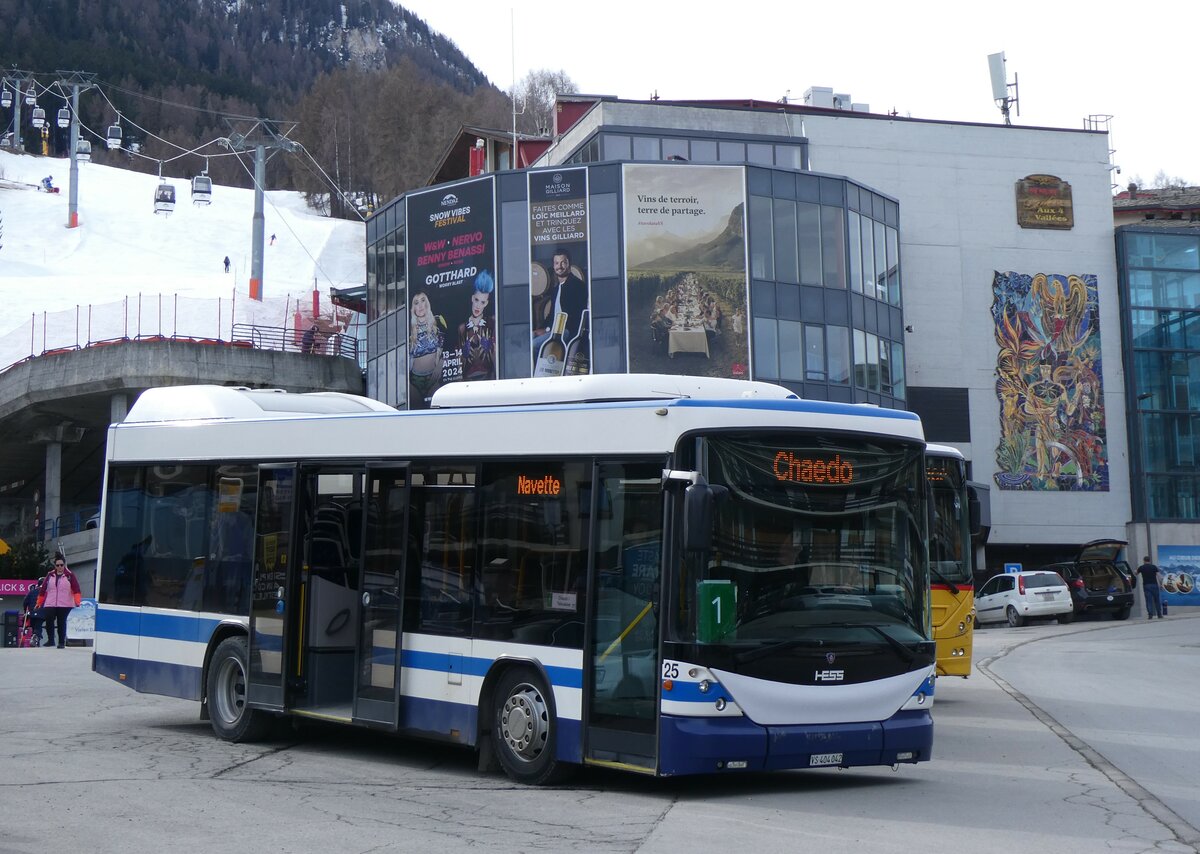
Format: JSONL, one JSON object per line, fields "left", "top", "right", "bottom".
{"left": 975, "top": 570, "right": 1074, "bottom": 627}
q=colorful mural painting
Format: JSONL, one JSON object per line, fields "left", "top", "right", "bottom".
{"left": 992, "top": 271, "right": 1109, "bottom": 491}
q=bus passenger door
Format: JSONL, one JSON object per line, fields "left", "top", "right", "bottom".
{"left": 585, "top": 462, "right": 663, "bottom": 773}
{"left": 247, "top": 464, "right": 299, "bottom": 711}
{"left": 353, "top": 466, "right": 410, "bottom": 727}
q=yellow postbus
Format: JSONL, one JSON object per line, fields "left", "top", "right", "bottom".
{"left": 925, "top": 445, "right": 983, "bottom": 678}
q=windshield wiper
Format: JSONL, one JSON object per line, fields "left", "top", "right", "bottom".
{"left": 824, "top": 622, "right": 917, "bottom": 664}
{"left": 929, "top": 566, "right": 959, "bottom": 595}
{"left": 733, "top": 637, "right": 826, "bottom": 665}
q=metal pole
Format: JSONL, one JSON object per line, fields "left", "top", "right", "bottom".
{"left": 250, "top": 144, "right": 266, "bottom": 300}
{"left": 67, "top": 84, "right": 80, "bottom": 228}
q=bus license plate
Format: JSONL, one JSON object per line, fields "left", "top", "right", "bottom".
{"left": 809, "top": 753, "right": 842, "bottom": 767}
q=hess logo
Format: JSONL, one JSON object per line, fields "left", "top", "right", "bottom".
{"left": 814, "top": 669, "right": 845, "bottom": 682}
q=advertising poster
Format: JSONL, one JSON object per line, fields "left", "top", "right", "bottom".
{"left": 623, "top": 164, "right": 750, "bottom": 378}
{"left": 405, "top": 177, "right": 497, "bottom": 409}
{"left": 1156, "top": 546, "right": 1199, "bottom": 608}
{"left": 529, "top": 168, "right": 590, "bottom": 377}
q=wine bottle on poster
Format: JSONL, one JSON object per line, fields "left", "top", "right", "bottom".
{"left": 563, "top": 309, "right": 591, "bottom": 376}
{"left": 534, "top": 311, "right": 568, "bottom": 377}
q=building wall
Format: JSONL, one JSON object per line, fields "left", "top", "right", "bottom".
{"left": 793, "top": 114, "right": 1127, "bottom": 550}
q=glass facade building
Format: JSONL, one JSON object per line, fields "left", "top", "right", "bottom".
{"left": 367, "top": 141, "right": 906, "bottom": 410}
{"left": 1118, "top": 225, "right": 1200, "bottom": 521}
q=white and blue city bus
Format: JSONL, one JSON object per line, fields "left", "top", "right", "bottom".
{"left": 93, "top": 375, "right": 935, "bottom": 784}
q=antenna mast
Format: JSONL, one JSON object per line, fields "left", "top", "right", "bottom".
{"left": 987, "top": 52, "right": 1019, "bottom": 125}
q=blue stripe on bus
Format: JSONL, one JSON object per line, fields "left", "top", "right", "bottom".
{"left": 98, "top": 611, "right": 584, "bottom": 690}
{"left": 97, "top": 608, "right": 223, "bottom": 641}
{"left": 401, "top": 649, "right": 583, "bottom": 689}
{"left": 672, "top": 397, "right": 921, "bottom": 420}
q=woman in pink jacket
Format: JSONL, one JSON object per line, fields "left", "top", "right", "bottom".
{"left": 37, "top": 553, "right": 81, "bottom": 649}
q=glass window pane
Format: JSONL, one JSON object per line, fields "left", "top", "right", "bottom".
{"left": 779, "top": 319, "right": 803, "bottom": 381}
{"left": 797, "top": 202, "right": 821, "bottom": 286}
{"left": 860, "top": 216, "right": 874, "bottom": 295}
{"left": 891, "top": 342, "right": 905, "bottom": 400}
{"left": 747, "top": 143, "right": 773, "bottom": 165}
{"left": 775, "top": 145, "right": 803, "bottom": 170}
{"left": 828, "top": 326, "right": 850, "bottom": 384}
{"left": 848, "top": 211, "right": 862, "bottom": 294}
{"left": 880, "top": 338, "right": 892, "bottom": 395}
{"left": 1127, "top": 232, "right": 1200, "bottom": 270}
{"left": 635, "top": 137, "right": 662, "bottom": 160}
{"left": 749, "top": 196, "right": 775, "bottom": 280}
{"left": 603, "top": 134, "right": 631, "bottom": 160}
{"left": 691, "top": 140, "right": 717, "bottom": 162}
{"left": 821, "top": 205, "right": 845, "bottom": 289}
{"left": 866, "top": 332, "right": 880, "bottom": 392}
{"left": 773, "top": 199, "right": 798, "bottom": 284}
{"left": 661, "top": 138, "right": 687, "bottom": 160}
{"left": 886, "top": 226, "right": 900, "bottom": 305}
{"left": 719, "top": 141, "right": 746, "bottom": 162}
{"left": 853, "top": 329, "right": 867, "bottom": 388}
{"left": 754, "top": 316, "right": 779, "bottom": 380}
{"left": 874, "top": 221, "right": 888, "bottom": 301}
{"left": 804, "top": 324, "right": 825, "bottom": 381}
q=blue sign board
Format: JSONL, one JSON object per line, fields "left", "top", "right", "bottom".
{"left": 1004, "top": 563, "right": 1022, "bottom": 574}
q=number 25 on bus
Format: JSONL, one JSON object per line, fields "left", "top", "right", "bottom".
{"left": 93, "top": 376, "right": 938, "bottom": 784}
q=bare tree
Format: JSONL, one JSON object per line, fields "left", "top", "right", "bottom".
{"left": 513, "top": 69, "right": 577, "bottom": 136}
{"left": 1151, "top": 169, "right": 1190, "bottom": 189}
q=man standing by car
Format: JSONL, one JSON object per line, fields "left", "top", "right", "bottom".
{"left": 1136, "top": 556, "right": 1164, "bottom": 619}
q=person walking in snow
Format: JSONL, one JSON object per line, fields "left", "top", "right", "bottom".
{"left": 269, "top": 233, "right": 276, "bottom": 245}
{"left": 223, "top": 255, "right": 230, "bottom": 273}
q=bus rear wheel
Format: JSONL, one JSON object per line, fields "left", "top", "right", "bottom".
{"left": 207, "top": 636, "right": 270, "bottom": 742}
{"left": 491, "top": 667, "right": 570, "bottom": 785}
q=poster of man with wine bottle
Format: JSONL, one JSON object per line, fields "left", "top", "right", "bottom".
{"left": 406, "top": 176, "right": 498, "bottom": 408}
{"left": 623, "top": 164, "right": 751, "bottom": 380}
{"left": 529, "top": 168, "right": 592, "bottom": 377}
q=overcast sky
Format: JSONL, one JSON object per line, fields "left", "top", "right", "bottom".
{"left": 399, "top": 0, "right": 1196, "bottom": 189}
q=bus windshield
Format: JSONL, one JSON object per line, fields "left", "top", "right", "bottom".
{"left": 927, "top": 454, "right": 971, "bottom": 585}
{"left": 672, "top": 434, "right": 928, "bottom": 645}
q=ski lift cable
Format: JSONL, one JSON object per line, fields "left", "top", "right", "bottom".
{"left": 95, "top": 77, "right": 285, "bottom": 123}
{"left": 228, "top": 149, "right": 343, "bottom": 291}
{"left": 292, "top": 142, "right": 369, "bottom": 223}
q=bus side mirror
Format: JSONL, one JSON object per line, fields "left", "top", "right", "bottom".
{"left": 968, "top": 493, "right": 982, "bottom": 536}
{"left": 683, "top": 483, "right": 727, "bottom": 552}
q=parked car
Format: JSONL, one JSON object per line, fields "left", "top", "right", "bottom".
{"left": 1036, "top": 539, "right": 1134, "bottom": 621}
{"left": 975, "top": 570, "right": 1074, "bottom": 627}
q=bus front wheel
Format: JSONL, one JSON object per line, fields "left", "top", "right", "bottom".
{"left": 491, "top": 667, "right": 570, "bottom": 785}
{"left": 207, "top": 636, "right": 270, "bottom": 742}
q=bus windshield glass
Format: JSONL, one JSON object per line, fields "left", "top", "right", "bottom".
{"left": 673, "top": 434, "right": 928, "bottom": 645}
{"left": 927, "top": 454, "right": 971, "bottom": 585}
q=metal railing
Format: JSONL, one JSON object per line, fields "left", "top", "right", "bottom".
{"left": 232, "top": 324, "right": 359, "bottom": 360}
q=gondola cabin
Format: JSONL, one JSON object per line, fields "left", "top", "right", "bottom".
{"left": 57, "top": 107, "right": 70, "bottom": 129}
{"left": 76, "top": 140, "right": 92, "bottom": 162}
{"left": 31, "top": 107, "right": 45, "bottom": 129}
{"left": 154, "top": 183, "right": 176, "bottom": 215}
{"left": 191, "top": 174, "right": 213, "bottom": 205}
{"left": 107, "top": 124, "right": 123, "bottom": 150}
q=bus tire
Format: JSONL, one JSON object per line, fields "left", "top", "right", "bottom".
{"left": 491, "top": 667, "right": 570, "bottom": 785}
{"left": 207, "top": 636, "right": 270, "bottom": 743}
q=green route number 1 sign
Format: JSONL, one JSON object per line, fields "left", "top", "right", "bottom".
{"left": 697, "top": 580, "right": 736, "bottom": 642}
